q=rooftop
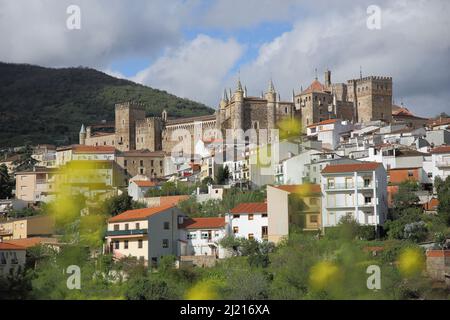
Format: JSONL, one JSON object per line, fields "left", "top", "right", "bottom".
{"left": 272, "top": 184, "right": 321, "bottom": 195}
{"left": 301, "top": 79, "right": 329, "bottom": 95}
{"left": 0, "top": 242, "right": 26, "bottom": 251}
{"left": 230, "top": 202, "right": 267, "bottom": 214}
{"left": 322, "top": 162, "right": 381, "bottom": 174}
{"left": 109, "top": 204, "right": 175, "bottom": 223}
{"left": 179, "top": 217, "right": 226, "bottom": 229}
{"left": 307, "top": 118, "right": 340, "bottom": 128}
{"left": 430, "top": 145, "right": 450, "bottom": 154}
{"left": 57, "top": 145, "right": 116, "bottom": 154}
{"left": 132, "top": 180, "right": 158, "bottom": 187}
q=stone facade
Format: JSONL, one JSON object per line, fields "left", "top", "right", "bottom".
{"left": 116, "top": 150, "right": 165, "bottom": 182}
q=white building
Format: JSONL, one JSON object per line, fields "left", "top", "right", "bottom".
{"left": 429, "top": 145, "right": 450, "bottom": 181}
{"left": 307, "top": 119, "right": 354, "bottom": 150}
{"left": 227, "top": 202, "right": 268, "bottom": 241}
{"left": 178, "top": 217, "right": 228, "bottom": 258}
{"left": 128, "top": 177, "right": 158, "bottom": 201}
{"left": 56, "top": 145, "right": 116, "bottom": 167}
{"left": 0, "top": 242, "right": 26, "bottom": 277}
{"left": 359, "top": 145, "right": 429, "bottom": 171}
{"left": 321, "top": 162, "right": 388, "bottom": 231}
{"left": 274, "top": 149, "right": 317, "bottom": 185}
{"left": 106, "top": 204, "right": 183, "bottom": 267}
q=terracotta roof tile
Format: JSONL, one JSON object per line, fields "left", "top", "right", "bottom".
{"left": 322, "top": 162, "right": 381, "bottom": 174}
{"left": 424, "top": 198, "right": 439, "bottom": 211}
{"left": 3, "top": 237, "right": 58, "bottom": 249}
{"left": 230, "top": 202, "right": 267, "bottom": 214}
{"left": 307, "top": 119, "right": 339, "bottom": 128}
{"left": 58, "top": 145, "right": 116, "bottom": 154}
{"left": 159, "top": 195, "right": 189, "bottom": 206}
{"left": 0, "top": 242, "right": 26, "bottom": 250}
{"left": 179, "top": 217, "right": 225, "bottom": 229}
{"left": 109, "top": 204, "right": 175, "bottom": 223}
{"left": 430, "top": 145, "right": 450, "bottom": 154}
{"left": 301, "top": 79, "right": 328, "bottom": 95}
{"left": 133, "top": 180, "right": 158, "bottom": 187}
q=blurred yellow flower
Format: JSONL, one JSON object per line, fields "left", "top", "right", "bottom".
{"left": 185, "top": 280, "right": 220, "bottom": 300}
{"left": 398, "top": 247, "right": 425, "bottom": 277}
{"left": 309, "top": 261, "right": 341, "bottom": 291}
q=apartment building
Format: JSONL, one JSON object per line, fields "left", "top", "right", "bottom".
{"left": 306, "top": 119, "right": 353, "bottom": 150}
{"left": 128, "top": 178, "right": 158, "bottom": 201}
{"left": 0, "top": 215, "right": 55, "bottom": 241}
{"left": 105, "top": 204, "right": 183, "bottom": 266}
{"left": 0, "top": 242, "right": 26, "bottom": 277}
{"left": 321, "top": 162, "right": 388, "bottom": 231}
{"left": 428, "top": 145, "right": 450, "bottom": 181}
{"left": 227, "top": 202, "right": 268, "bottom": 241}
{"left": 15, "top": 167, "right": 57, "bottom": 203}
{"left": 178, "top": 217, "right": 228, "bottom": 258}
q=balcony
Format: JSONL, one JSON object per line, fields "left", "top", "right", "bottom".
{"left": 324, "top": 182, "right": 374, "bottom": 191}
{"left": 437, "top": 161, "right": 450, "bottom": 168}
{"left": 0, "top": 228, "right": 13, "bottom": 236}
{"left": 106, "top": 229, "right": 148, "bottom": 237}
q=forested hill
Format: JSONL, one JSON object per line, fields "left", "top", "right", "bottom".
{"left": 0, "top": 62, "right": 214, "bottom": 147}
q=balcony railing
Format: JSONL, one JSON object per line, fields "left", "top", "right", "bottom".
{"left": 324, "top": 182, "right": 373, "bottom": 191}
{"left": 106, "top": 229, "right": 148, "bottom": 237}
{"left": 436, "top": 161, "right": 450, "bottom": 168}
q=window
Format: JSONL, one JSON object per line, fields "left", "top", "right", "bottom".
{"left": 114, "top": 224, "right": 119, "bottom": 231}
{"left": 428, "top": 172, "right": 433, "bottom": 178}
{"left": 160, "top": 161, "right": 163, "bottom": 167}
{"left": 124, "top": 240, "right": 129, "bottom": 249}
{"left": 125, "top": 223, "right": 129, "bottom": 231}
{"left": 140, "top": 160, "right": 144, "bottom": 166}
{"left": 114, "top": 241, "right": 119, "bottom": 249}
{"left": 261, "top": 226, "right": 268, "bottom": 239}
{"left": 200, "top": 232, "right": 209, "bottom": 240}
{"left": 162, "top": 239, "right": 169, "bottom": 248}
{"left": 140, "top": 168, "right": 144, "bottom": 175}
{"left": 327, "top": 178, "right": 335, "bottom": 189}
{"left": 151, "top": 160, "right": 154, "bottom": 167}
{"left": 233, "top": 226, "right": 239, "bottom": 234}
{"left": 365, "top": 196, "right": 372, "bottom": 204}
{"left": 135, "top": 223, "right": 140, "bottom": 229}
{"left": 124, "top": 160, "right": 127, "bottom": 167}
{"left": 262, "top": 213, "right": 268, "bottom": 218}
{"left": 138, "top": 239, "right": 143, "bottom": 249}
{"left": 408, "top": 170, "right": 414, "bottom": 177}
{"left": 248, "top": 214, "right": 254, "bottom": 221}
{"left": 233, "top": 214, "right": 240, "bottom": 219}
{"left": 248, "top": 234, "right": 254, "bottom": 240}
{"left": 163, "top": 222, "right": 170, "bottom": 230}
{"left": 364, "top": 178, "right": 371, "bottom": 187}
{"left": 310, "top": 198, "right": 319, "bottom": 206}
{"left": 310, "top": 215, "right": 318, "bottom": 223}
{"left": 187, "top": 233, "right": 197, "bottom": 240}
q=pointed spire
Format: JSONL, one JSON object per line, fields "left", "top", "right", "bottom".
{"left": 229, "top": 88, "right": 232, "bottom": 100}
{"left": 278, "top": 93, "right": 281, "bottom": 101}
{"left": 244, "top": 86, "right": 248, "bottom": 98}
{"left": 315, "top": 68, "right": 318, "bottom": 80}
{"left": 80, "top": 124, "right": 86, "bottom": 134}
{"left": 261, "top": 91, "right": 264, "bottom": 98}
{"left": 292, "top": 89, "right": 296, "bottom": 103}
{"left": 268, "top": 79, "right": 275, "bottom": 93}
{"left": 237, "top": 78, "right": 243, "bottom": 92}
{"left": 360, "top": 66, "right": 363, "bottom": 79}
{"left": 222, "top": 88, "right": 229, "bottom": 102}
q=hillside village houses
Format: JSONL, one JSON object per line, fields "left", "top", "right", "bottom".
{"left": 2, "top": 69, "right": 450, "bottom": 268}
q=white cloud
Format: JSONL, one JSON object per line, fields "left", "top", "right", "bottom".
{"left": 231, "top": 0, "right": 450, "bottom": 117}
{"left": 132, "top": 35, "right": 244, "bottom": 106}
{"left": 0, "top": 0, "right": 186, "bottom": 68}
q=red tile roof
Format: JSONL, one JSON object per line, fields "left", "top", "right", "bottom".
{"left": 179, "top": 217, "right": 226, "bottom": 229}
{"left": 0, "top": 242, "right": 26, "bottom": 250}
{"left": 3, "top": 237, "right": 58, "bottom": 249}
{"left": 132, "top": 180, "right": 157, "bottom": 187}
{"left": 301, "top": 79, "right": 328, "bottom": 94}
{"left": 230, "top": 202, "right": 267, "bottom": 214}
{"left": 159, "top": 195, "right": 189, "bottom": 206}
{"left": 307, "top": 119, "right": 339, "bottom": 128}
{"left": 58, "top": 145, "right": 116, "bottom": 154}
{"left": 322, "top": 162, "right": 381, "bottom": 174}
{"left": 429, "top": 118, "right": 450, "bottom": 128}
{"left": 424, "top": 198, "right": 439, "bottom": 211}
{"left": 109, "top": 204, "right": 175, "bottom": 223}
{"left": 430, "top": 145, "right": 450, "bottom": 154}
{"left": 273, "top": 184, "right": 321, "bottom": 195}
{"left": 426, "top": 250, "right": 450, "bottom": 257}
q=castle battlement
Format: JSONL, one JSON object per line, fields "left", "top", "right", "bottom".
{"left": 348, "top": 76, "right": 393, "bottom": 84}
{"left": 115, "top": 101, "right": 146, "bottom": 110}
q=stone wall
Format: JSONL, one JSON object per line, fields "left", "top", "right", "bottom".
{"left": 426, "top": 250, "right": 450, "bottom": 286}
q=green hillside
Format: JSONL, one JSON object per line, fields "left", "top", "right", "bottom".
{"left": 0, "top": 62, "right": 214, "bottom": 147}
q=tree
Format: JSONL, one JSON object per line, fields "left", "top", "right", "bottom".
{"left": 124, "top": 276, "right": 175, "bottom": 300}
{"left": 436, "top": 176, "right": 450, "bottom": 226}
{"left": 215, "top": 166, "right": 230, "bottom": 185}
{"left": 0, "top": 164, "right": 13, "bottom": 199}
{"left": 101, "top": 193, "right": 143, "bottom": 217}
{"left": 392, "top": 181, "right": 420, "bottom": 218}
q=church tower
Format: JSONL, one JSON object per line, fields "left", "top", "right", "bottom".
{"left": 79, "top": 124, "right": 86, "bottom": 145}
{"left": 233, "top": 79, "right": 244, "bottom": 131}
{"left": 265, "top": 79, "right": 276, "bottom": 130}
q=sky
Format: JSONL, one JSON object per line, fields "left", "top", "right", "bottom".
{"left": 0, "top": 0, "right": 449, "bottom": 116}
